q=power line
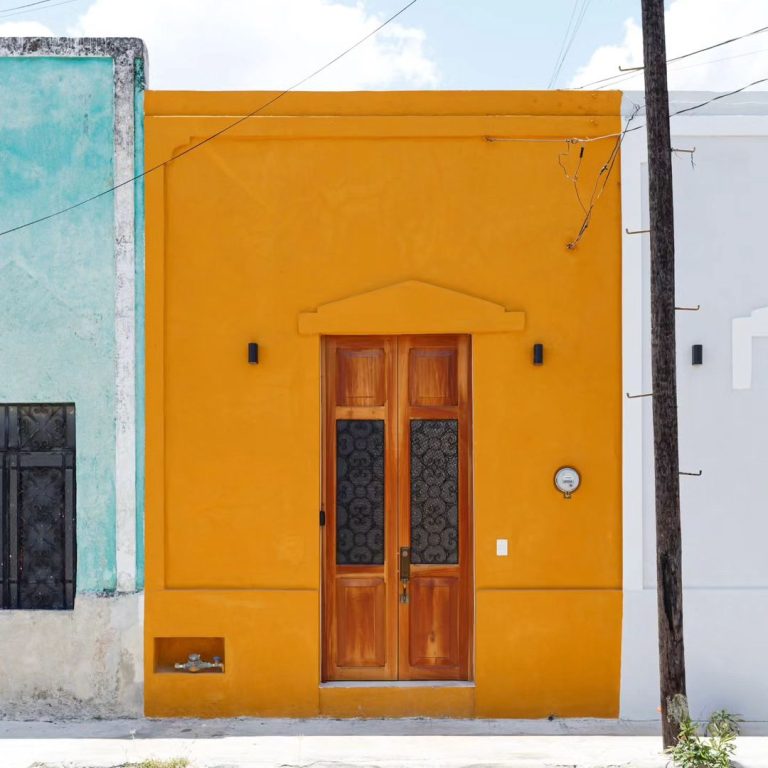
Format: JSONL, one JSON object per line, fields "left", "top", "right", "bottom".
{"left": 576, "top": 21, "right": 768, "bottom": 89}
{"left": 591, "top": 46, "right": 768, "bottom": 91}
{"left": 622, "top": 21, "right": 768, "bottom": 72}
{"left": 556, "top": 0, "right": 592, "bottom": 85}
{"left": 0, "top": 0, "right": 420, "bottom": 239}
{"left": 667, "top": 76, "right": 768, "bottom": 117}
{"left": 552, "top": 0, "right": 591, "bottom": 87}
{"left": 615, "top": 77, "right": 768, "bottom": 126}
{"left": 549, "top": 0, "right": 592, "bottom": 88}
{"left": 548, "top": 0, "right": 581, "bottom": 88}
{"left": 0, "top": 0, "right": 56, "bottom": 12}
{"left": 491, "top": 76, "right": 768, "bottom": 248}
{"left": 486, "top": 75, "right": 768, "bottom": 145}
{"left": 0, "top": 0, "right": 81, "bottom": 17}
{"left": 670, "top": 45, "right": 768, "bottom": 73}
{"left": 577, "top": 67, "right": 645, "bottom": 90}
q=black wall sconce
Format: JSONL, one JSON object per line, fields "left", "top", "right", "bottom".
{"left": 691, "top": 344, "right": 703, "bottom": 366}
{"left": 248, "top": 342, "right": 259, "bottom": 364}
{"left": 533, "top": 343, "right": 544, "bottom": 366}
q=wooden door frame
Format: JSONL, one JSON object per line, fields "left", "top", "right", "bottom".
{"left": 321, "top": 334, "right": 474, "bottom": 682}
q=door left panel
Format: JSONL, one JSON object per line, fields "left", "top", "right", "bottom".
{"left": 323, "top": 337, "right": 398, "bottom": 680}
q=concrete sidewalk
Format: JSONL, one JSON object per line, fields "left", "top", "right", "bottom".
{"left": 2, "top": 718, "right": 768, "bottom": 768}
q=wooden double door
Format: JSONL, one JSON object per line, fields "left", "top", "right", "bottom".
{"left": 323, "top": 335, "right": 472, "bottom": 681}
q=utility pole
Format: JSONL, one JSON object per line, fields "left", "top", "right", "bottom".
{"left": 641, "top": 0, "right": 688, "bottom": 749}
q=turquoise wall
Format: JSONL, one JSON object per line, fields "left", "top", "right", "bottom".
{"left": 0, "top": 57, "right": 117, "bottom": 593}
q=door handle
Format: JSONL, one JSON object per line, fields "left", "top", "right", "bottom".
{"left": 399, "top": 547, "right": 410, "bottom": 581}
{"left": 399, "top": 547, "right": 411, "bottom": 604}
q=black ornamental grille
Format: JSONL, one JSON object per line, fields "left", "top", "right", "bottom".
{"left": 335, "top": 419, "right": 385, "bottom": 565}
{"left": 410, "top": 419, "right": 459, "bottom": 564}
{"left": 0, "top": 405, "right": 76, "bottom": 609}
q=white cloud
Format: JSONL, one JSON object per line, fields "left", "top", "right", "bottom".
{"left": 570, "top": 0, "right": 768, "bottom": 91}
{"left": 57, "top": 0, "right": 438, "bottom": 90}
{"left": 0, "top": 20, "right": 56, "bottom": 36}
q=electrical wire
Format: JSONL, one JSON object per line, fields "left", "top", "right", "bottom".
{"left": 566, "top": 103, "right": 640, "bottom": 249}
{"left": 486, "top": 75, "right": 768, "bottom": 145}
{"left": 549, "top": 0, "right": 592, "bottom": 88}
{"left": 0, "top": 0, "right": 58, "bottom": 13}
{"left": 555, "top": 0, "right": 592, "bottom": 85}
{"left": 667, "top": 76, "right": 768, "bottom": 117}
{"left": 590, "top": 46, "right": 768, "bottom": 91}
{"left": 548, "top": 0, "right": 581, "bottom": 89}
{"left": 669, "top": 45, "right": 768, "bottom": 73}
{"left": 0, "top": 0, "right": 82, "bottom": 18}
{"left": 492, "top": 77, "right": 768, "bottom": 248}
{"left": 576, "top": 21, "right": 768, "bottom": 89}
{"left": 622, "top": 22, "right": 768, "bottom": 72}
{"left": 0, "top": 0, "right": 421, "bottom": 239}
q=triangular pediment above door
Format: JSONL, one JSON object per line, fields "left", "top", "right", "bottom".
{"left": 298, "top": 280, "right": 525, "bottom": 335}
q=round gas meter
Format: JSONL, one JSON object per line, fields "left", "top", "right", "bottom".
{"left": 554, "top": 466, "right": 581, "bottom": 499}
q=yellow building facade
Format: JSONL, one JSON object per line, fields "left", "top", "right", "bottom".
{"left": 145, "top": 90, "right": 623, "bottom": 718}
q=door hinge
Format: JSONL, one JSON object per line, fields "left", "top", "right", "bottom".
{"left": 319, "top": 509, "right": 326, "bottom": 526}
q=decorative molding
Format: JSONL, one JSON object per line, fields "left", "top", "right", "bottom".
{"left": 298, "top": 280, "right": 525, "bottom": 336}
{"left": 0, "top": 36, "right": 147, "bottom": 61}
{"left": 733, "top": 306, "right": 768, "bottom": 390}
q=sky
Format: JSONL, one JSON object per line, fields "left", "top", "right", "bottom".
{"left": 0, "top": 0, "right": 766, "bottom": 93}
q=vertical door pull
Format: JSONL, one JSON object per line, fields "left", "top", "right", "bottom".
{"left": 399, "top": 547, "right": 410, "bottom": 603}
{"left": 399, "top": 547, "right": 410, "bottom": 580}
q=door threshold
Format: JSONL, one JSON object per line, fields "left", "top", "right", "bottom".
{"left": 320, "top": 680, "right": 475, "bottom": 689}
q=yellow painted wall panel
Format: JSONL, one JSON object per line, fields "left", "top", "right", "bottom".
{"left": 320, "top": 686, "right": 474, "bottom": 718}
{"left": 146, "top": 91, "right": 623, "bottom": 717}
{"left": 145, "top": 590, "right": 319, "bottom": 717}
{"left": 474, "top": 590, "right": 622, "bottom": 718}
{"left": 473, "top": 336, "right": 622, "bottom": 590}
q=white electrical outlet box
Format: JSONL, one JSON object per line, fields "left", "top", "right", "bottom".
{"left": 496, "top": 539, "right": 508, "bottom": 557}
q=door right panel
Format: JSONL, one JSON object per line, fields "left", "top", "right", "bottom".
{"left": 397, "top": 335, "right": 472, "bottom": 680}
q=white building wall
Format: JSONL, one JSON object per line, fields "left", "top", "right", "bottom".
{"left": 621, "top": 92, "right": 768, "bottom": 721}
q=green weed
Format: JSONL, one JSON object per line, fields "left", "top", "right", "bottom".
{"left": 126, "top": 759, "right": 191, "bottom": 768}
{"left": 666, "top": 709, "right": 740, "bottom": 768}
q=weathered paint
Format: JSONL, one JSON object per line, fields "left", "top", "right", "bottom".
{"left": 0, "top": 593, "right": 143, "bottom": 717}
{"left": 134, "top": 56, "right": 147, "bottom": 591}
{"left": 113, "top": 45, "right": 139, "bottom": 595}
{"left": 144, "top": 90, "right": 623, "bottom": 718}
{"left": 0, "top": 55, "right": 117, "bottom": 591}
{"left": 0, "top": 37, "right": 146, "bottom": 717}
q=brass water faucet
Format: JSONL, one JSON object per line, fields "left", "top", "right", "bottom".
{"left": 174, "top": 653, "right": 224, "bottom": 673}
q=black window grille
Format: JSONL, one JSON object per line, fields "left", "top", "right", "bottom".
{"left": 336, "top": 419, "right": 385, "bottom": 565}
{"left": 410, "top": 419, "right": 459, "bottom": 564}
{"left": 0, "top": 404, "right": 76, "bottom": 609}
